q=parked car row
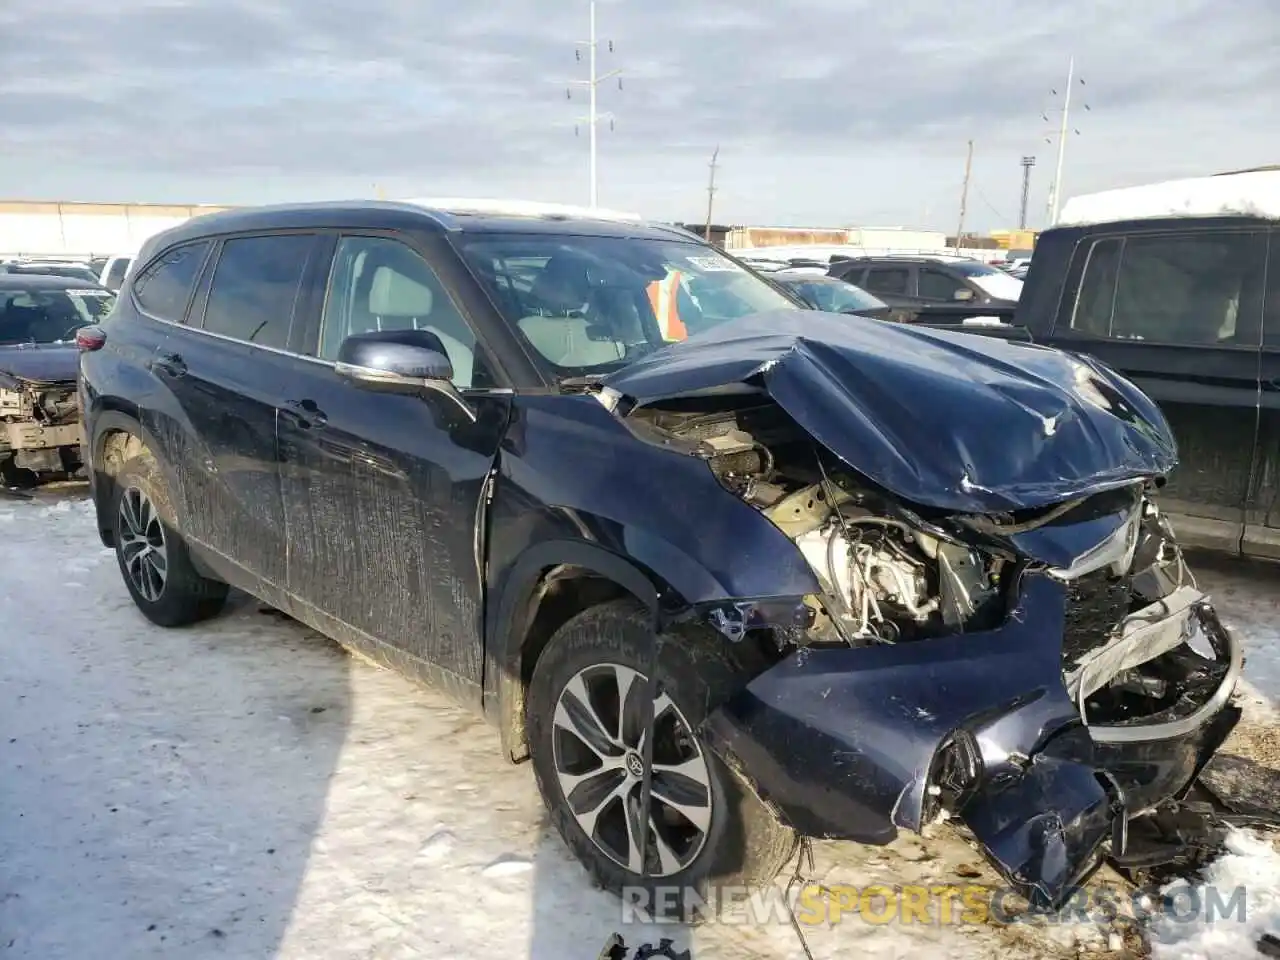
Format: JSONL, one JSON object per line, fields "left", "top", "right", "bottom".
{"left": 0, "top": 253, "right": 135, "bottom": 291}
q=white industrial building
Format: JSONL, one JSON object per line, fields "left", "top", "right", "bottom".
{"left": 0, "top": 200, "right": 233, "bottom": 259}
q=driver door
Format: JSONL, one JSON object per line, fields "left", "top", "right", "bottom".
{"left": 278, "top": 232, "right": 510, "bottom": 684}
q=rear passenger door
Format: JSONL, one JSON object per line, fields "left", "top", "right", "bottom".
{"left": 1247, "top": 230, "right": 1280, "bottom": 558}
{"left": 158, "top": 232, "right": 320, "bottom": 588}
{"left": 128, "top": 239, "right": 214, "bottom": 514}
{"left": 278, "top": 232, "right": 511, "bottom": 685}
{"left": 1050, "top": 227, "right": 1266, "bottom": 554}
{"left": 862, "top": 265, "right": 913, "bottom": 304}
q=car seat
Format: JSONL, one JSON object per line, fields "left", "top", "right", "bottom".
{"left": 516, "top": 256, "right": 625, "bottom": 366}
{"left": 367, "top": 266, "right": 475, "bottom": 387}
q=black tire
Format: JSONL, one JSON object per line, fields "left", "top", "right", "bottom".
{"left": 527, "top": 599, "right": 796, "bottom": 922}
{"left": 111, "top": 450, "right": 228, "bottom": 627}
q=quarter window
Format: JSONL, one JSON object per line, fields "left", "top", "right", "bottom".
{"left": 1072, "top": 232, "right": 1265, "bottom": 345}
{"left": 319, "top": 236, "right": 489, "bottom": 389}
{"left": 132, "top": 241, "right": 210, "bottom": 321}
{"left": 202, "top": 235, "right": 313, "bottom": 350}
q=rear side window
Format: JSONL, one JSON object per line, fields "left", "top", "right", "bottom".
{"left": 864, "top": 267, "right": 909, "bottom": 295}
{"left": 131, "top": 241, "right": 210, "bottom": 321}
{"left": 1071, "top": 238, "right": 1122, "bottom": 336}
{"left": 202, "top": 235, "right": 313, "bottom": 350}
{"left": 1072, "top": 231, "right": 1265, "bottom": 345}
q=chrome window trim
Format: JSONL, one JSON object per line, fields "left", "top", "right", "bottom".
{"left": 128, "top": 309, "right": 514, "bottom": 395}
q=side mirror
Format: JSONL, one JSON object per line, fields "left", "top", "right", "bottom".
{"left": 953, "top": 288, "right": 976, "bottom": 302}
{"left": 334, "top": 329, "right": 475, "bottom": 421}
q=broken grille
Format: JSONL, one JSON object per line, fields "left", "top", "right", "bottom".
{"left": 1062, "top": 569, "right": 1132, "bottom": 664}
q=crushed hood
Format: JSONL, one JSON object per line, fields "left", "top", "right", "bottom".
{"left": 602, "top": 310, "right": 1176, "bottom": 514}
{"left": 0, "top": 343, "right": 80, "bottom": 386}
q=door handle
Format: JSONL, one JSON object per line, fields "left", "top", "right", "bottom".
{"left": 1267, "top": 376, "right": 1280, "bottom": 392}
{"left": 150, "top": 351, "right": 186, "bottom": 378}
{"left": 281, "top": 399, "right": 328, "bottom": 430}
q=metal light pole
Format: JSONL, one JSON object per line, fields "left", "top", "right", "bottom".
{"left": 567, "top": 1, "right": 622, "bottom": 208}
{"left": 1048, "top": 56, "right": 1074, "bottom": 224}
{"left": 1018, "top": 156, "right": 1036, "bottom": 229}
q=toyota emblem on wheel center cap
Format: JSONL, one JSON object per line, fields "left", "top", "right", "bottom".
{"left": 625, "top": 752, "right": 645, "bottom": 779}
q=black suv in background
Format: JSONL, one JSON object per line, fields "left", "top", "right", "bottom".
{"left": 829, "top": 255, "right": 1024, "bottom": 311}
{"left": 77, "top": 199, "right": 1241, "bottom": 917}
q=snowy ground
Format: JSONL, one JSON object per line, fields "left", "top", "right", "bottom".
{"left": 3, "top": 492, "right": 1280, "bottom": 960}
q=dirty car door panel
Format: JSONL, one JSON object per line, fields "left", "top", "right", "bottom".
{"left": 157, "top": 234, "right": 316, "bottom": 585}
{"left": 279, "top": 233, "right": 509, "bottom": 686}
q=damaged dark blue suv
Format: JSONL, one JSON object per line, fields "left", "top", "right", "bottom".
{"left": 77, "top": 199, "right": 1242, "bottom": 916}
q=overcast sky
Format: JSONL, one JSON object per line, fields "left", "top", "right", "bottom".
{"left": 0, "top": 0, "right": 1275, "bottom": 232}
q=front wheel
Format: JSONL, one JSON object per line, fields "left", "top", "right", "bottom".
{"left": 526, "top": 599, "right": 796, "bottom": 921}
{"left": 111, "top": 451, "right": 228, "bottom": 627}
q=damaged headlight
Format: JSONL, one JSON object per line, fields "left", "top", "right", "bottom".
{"left": 921, "top": 729, "right": 982, "bottom": 824}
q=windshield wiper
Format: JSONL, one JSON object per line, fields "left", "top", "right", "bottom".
{"left": 557, "top": 373, "right": 606, "bottom": 394}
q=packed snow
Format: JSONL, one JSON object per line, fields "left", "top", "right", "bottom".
{"left": 1056, "top": 170, "right": 1280, "bottom": 227}
{"left": 3, "top": 492, "right": 1280, "bottom": 959}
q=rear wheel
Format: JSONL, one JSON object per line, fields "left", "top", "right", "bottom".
{"left": 526, "top": 599, "right": 796, "bottom": 921}
{"left": 111, "top": 451, "right": 228, "bottom": 627}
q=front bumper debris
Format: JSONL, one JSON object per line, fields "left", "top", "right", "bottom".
{"left": 699, "top": 572, "right": 1243, "bottom": 910}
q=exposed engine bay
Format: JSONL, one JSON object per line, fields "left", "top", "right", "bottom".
{"left": 595, "top": 312, "right": 1251, "bottom": 914}
{"left": 627, "top": 397, "right": 1224, "bottom": 732}
{"left": 0, "top": 375, "right": 84, "bottom": 482}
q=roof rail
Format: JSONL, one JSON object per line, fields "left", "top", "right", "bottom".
{"left": 398, "top": 197, "right": 645, "bottom": 224}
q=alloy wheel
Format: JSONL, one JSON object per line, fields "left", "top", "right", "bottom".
{"left": 552, "top": 663, "right": 713, "bottom": 877}
{"left": 118, "top": 487, "right": 168, "bottom": 602}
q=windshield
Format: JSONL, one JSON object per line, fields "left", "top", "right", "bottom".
{"left": 456, "top": 234, "right": 798, "bottom": 375}
{"left": 786, "top": 279, "right": 886, "bottom": 314}
{"left": 0, "top": 287, "right": 116, "bottom": 345}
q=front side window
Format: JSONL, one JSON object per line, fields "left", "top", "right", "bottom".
{"left": 319, "top": 236, "right": 490, "bottom": 389}
{"left": 1072, "top": 232, "right": 1265, "bottom": 345}
{"left": 0, "top": 287, "right": 116, "bottom": 345}
{"left": 863, "top": 267, "right": 909, "bottom": 295}
{"left": 456, "top": 234, "right": 796, "bottom": 376}
{"left": 918, "top": 268, "right": 967, "bottom": 301}
{"left": 202, "top": 235, "right": 313, "bottom": 350}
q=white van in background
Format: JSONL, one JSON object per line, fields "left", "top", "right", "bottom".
{"left": 98, "top": 253, "right": 136, "bottom": 291}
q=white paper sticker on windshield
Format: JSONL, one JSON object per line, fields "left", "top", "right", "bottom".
{"left": 66, "top": 289, "right": 112, "bottom": 297}
{"left": 686, "top": 256, "right": 742, "bottom": 272}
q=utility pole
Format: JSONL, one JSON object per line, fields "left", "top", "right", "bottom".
{"left": 1018, "top": 156, "right": 1036, "bottom": 229}
{"left": 704, "top": 146, "right": 720, "bottom": 242}
{"left": 955, "top": 139, "right": 973, "bottom": 253}
{"left": 566, "top": 1, "right": 622, "bottom": 208}
{"left": 1048, "top": 56, "right": 1074, "bottom": 224}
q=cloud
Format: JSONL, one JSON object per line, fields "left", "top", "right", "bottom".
{"left": 0, "top": 0, "right": 1275, "bottom": 231}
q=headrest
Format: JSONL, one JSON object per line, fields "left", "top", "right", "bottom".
{"left": 369, "top": 267, "right": 434, "bottom": 316}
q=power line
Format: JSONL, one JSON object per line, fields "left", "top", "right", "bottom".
{"left": 972, "top": 183, "right": 1010, "bottom": 225}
